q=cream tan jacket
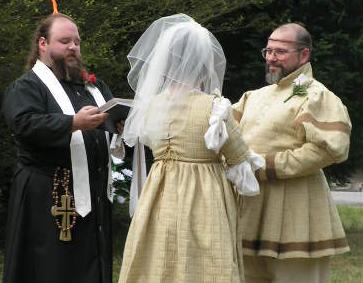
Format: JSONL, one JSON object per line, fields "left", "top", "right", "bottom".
{"left": 233, "top": 63, "right": 351, "bottom": 258}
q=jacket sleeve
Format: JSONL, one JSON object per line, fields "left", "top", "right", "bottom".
{"left": 257, "top": 88, "right": 351, "bottom": 181}
{"left": 232, "top": 91, "right": 250, "bottom": 122}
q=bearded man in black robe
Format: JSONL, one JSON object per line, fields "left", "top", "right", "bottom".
{"left": 2, "top": 13, "right": 115, "bottom": 283}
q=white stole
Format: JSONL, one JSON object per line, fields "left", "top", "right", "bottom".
{"left": 86, "top": 86, "right": 113, "bottom": 204}
{"left": 32, "top": 60, "right": 112, "bottom": 217}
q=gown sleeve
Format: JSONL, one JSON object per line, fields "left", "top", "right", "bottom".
{"left": 205, "top": 97, "right": 264, "bottom": 195}
{"left": 256, "top": 89, "right": 351, "bottom": 181}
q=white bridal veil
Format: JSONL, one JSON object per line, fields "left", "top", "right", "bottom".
{"left": 122, "top": 13, "right": 226, "bottom": 148}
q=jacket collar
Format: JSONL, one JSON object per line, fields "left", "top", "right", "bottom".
{"left": 277, "top": 62, "right": 313, "bottom": 88}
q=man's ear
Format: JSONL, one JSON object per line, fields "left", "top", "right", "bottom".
{"left": 300, "top": 48, "right": 310, "bottom": 64}
{"left": 39, "top": 36, "right": 47, "bottom": 53}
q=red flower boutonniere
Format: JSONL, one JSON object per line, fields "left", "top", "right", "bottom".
{"left": 81, "top": 69, "right": 97, "bottom": 84}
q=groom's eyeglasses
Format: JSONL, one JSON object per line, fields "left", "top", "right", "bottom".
{"left": 261, "top": 48, "right": 303, "bottom": 60}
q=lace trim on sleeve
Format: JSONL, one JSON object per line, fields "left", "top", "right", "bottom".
{"left": 226, "top": 151, "right": 265, "bottom": 196}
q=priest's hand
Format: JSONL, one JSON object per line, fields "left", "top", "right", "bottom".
{"left": 72, "top": 106, "right": 109, "bottom": 131}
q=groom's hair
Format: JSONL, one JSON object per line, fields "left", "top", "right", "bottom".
{"left": 274, "top": 23, "right": 312, "bottom": 51}
{"left": 26, "top": 13, "right": 77, "bottom": 70}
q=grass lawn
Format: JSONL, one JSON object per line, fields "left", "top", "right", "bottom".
{"left": 330, "top": 205, "right": 363, "bottom": 283}
{"left": 112, "top": 205, "right": 363, "bottom": 283}
{"left": 0, "top": 205, "right": 362, "bottom": 282}
{"left": 331, "top": 231, "right": 363, "bottom": 283}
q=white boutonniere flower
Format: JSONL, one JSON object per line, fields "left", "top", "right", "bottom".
{"left": 284, "top": 74, "right": 312, "bottom": 103}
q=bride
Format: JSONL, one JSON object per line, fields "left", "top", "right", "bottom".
{"left": 119, "top": 13, "right": 263, "bottom": 283}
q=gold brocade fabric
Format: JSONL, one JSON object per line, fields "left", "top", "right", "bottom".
{"left": 119, "top": 92, "right": 249, "bottom": 282}
{"left": 233, "top": 63, "right": 351, "bottom": 259}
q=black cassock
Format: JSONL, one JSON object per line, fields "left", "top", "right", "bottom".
{"left": 2, "top": 70, "right": 113, "bottom": 283}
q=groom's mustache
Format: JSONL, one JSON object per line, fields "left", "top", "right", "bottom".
{"left": 267, "top": 63, "right": 283, "bottom": 70}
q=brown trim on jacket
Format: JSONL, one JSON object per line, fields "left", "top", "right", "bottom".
{"left": 265, "top": 153, "right": 277, "bottom": 181}
{"left": 294, "top": 113, "right": 351, "bottom": 135}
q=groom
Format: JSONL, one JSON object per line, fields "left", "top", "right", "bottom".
{"left": 233, "top": 23, "right": 351, "bottom": 283}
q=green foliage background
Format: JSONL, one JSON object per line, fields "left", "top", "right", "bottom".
{"left": 0, "top": 0, "right": 362, "bottom": 247}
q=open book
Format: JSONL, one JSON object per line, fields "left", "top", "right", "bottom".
{"left": 98, "top": 98, "right": 133, "bottom": 133}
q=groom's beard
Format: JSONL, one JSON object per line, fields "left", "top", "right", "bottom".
{"left": 265, "top": 63, "right": 296, "bottom": 84}
{"left": 52, "top": 53, "right": 83, "bottom": 82}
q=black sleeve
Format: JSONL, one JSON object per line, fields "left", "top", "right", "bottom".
{"left": 2, "top": 74, "right": 73, "bottom": 148}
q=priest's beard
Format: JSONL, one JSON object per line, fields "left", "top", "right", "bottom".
{"left": 265, "top": 63, "right": 296, "bottom": 84}
{"left": 52, "top": 54, "right": 83, "bottom": 82}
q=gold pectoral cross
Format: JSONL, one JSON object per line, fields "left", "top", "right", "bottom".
{"left": 51, "top": 194, "right": 77, "bottom": 241}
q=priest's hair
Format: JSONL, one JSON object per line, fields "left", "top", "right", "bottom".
{"left": 26, "top": 13, "right": 76, "bottom": 70}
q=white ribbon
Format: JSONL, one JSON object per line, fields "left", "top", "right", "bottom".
{"left": 204, "top": 97, "right": 231, "bottom": 153}
{"left": 33, "top": 60, "right": 112, "bottom": 216}
{"left": 129, "top": 140, "right": 147, "bottom": 217}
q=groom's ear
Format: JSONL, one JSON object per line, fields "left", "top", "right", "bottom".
{"left": 300, "top": 47, "right": 310, "bottom": 64}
